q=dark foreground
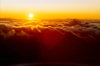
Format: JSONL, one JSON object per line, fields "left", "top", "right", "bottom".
{"left": 0, "top": 19, "right": 100, "bottom": 66}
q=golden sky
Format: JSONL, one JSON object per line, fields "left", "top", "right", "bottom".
{"left": 0, "top": 0, "right": 100, "bottom": 19}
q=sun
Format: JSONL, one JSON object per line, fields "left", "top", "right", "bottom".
{"left": 29, "top": 13, "right": 34, "bottom": 18}
{"left": 28, "top": 13, "right": 35, "bottom": 20}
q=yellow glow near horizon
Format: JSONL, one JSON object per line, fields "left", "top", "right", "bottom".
{"left": 0, "top": 0, "right": 100, "bottom": 20}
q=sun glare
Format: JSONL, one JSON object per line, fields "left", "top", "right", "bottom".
{"left": 28, "top": 13, "right": 35, "bottom": 20}
{"left": 29, "top": 14, "right": 34, "bottom": 18}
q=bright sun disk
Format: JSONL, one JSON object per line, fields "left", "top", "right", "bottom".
{"left": 29, "top": 13, "right": 34, "bottom": 18}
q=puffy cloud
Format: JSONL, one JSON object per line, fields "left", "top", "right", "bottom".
{"left": 0, "top": 19, "right": 100, "bottom": 41}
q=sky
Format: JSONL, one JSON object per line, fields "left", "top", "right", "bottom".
{"left": 0, "top": 0, "right": 100, "bottom": 19}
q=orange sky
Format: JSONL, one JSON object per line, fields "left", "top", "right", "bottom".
{"left": 0, "top": 0, "right": 100, "bottom": 19}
